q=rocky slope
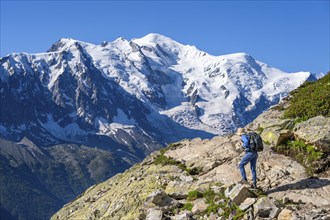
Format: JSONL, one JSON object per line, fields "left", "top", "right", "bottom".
{"left": 51, "top": 97, "right": 330, "bottom": 220}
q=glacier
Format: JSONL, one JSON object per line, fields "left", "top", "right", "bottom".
{"left": 0, "top": 33, "right": 313, "bottom": 153}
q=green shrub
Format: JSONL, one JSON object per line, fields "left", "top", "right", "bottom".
{"left": 178, "top": 163, "right": 186, "bottom": 171}
{"left": 168, "top": 142, "right": 182, "bottom": 149}
{"left": 232, "top": 206, "right": 245, "bottom": 220}
{"left": 186, "top": 167, "right": 202, "bottom": 175}
{"left": 153, "top": 154, "right": 180, "bottom": 166}
{"left": 206, "top": 203, "right": 222, "bottom": 215}
{"left": 202, "top": 188, "right": 231, "bottom": 216}
{"left": 154, "top": 147, "right": 201, "bottom": 176}
{"left": 159, "top": 148, "right": 168, "bottom": 155}
{"left": 273, "top": 139, "right": 323, "bottom": 176}
{"left": 203, "top": 189, "right": 216, "bottom": 204}
{"left": 181, "top": 202, "right": 193, "bottom": 211}
{"left": 187, "top": 190, "right": 202, "bottom": 201}
{"left": 158, "top": 143, "right": 182, "bottom": 155}
{"left": 283, "top": 72, "right": 330, "bottom": 122}
{"left": 217, "top": 202, "right": 244, "bottom": 219}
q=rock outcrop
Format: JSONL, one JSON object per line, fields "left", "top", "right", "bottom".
{"left": 293, "top": 116, "right": 330, "bottom": 152}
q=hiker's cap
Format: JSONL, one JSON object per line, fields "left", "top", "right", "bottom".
{"left": 236, "top": 127, "right": 245, "bottom": 135}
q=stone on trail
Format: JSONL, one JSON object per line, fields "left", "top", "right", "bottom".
{"left": 225, "top": 184, "right": 255, "bottom": 205}
{"left": 253, "top": 197, "right": 280, "bottom": 218}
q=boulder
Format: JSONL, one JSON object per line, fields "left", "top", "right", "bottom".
{"left": 224, "top": 184, "right": 235, "bottom": 198}
{"left": 246, "top": 100, "right": 292, "bottom": 132}
{"left": 294, "top": 116, "right": 330, "bottom": 152}
{"left": 277, "top": 208, "right": 293, "bottom": 220}
{"left": 210, "top": 185, "right": 222, "bottom": 194}
{"left": 217, "top": 207, "right": 224, "bottom": 215}
{"left": 168, "top": 192, "right": 188, "bottom": 200}
{"left": 225, "top": 184, "right": 255, "bottom": 205}
{"left": 261, "top": 128, "right": 292, "bottom": 146}
{"left": 146, "top": 190, "right": 169, "bottom": 205}
{"left": 191, "top": 198, "right": 207, "bottom": 214}
{"left": 146, "top": 208, "right": 163, "bottom": 220}
{"left": 260, "top": 118, "right": 295, "bottom": 131}
{"left": 253, "top": 197, "right": 280, "bottom": 218}
{"left": 179, "top": 174, "right": 194, "bottom": 183}
{"left": 145, "top": 190, "right": 180, "bottom": 212}
{"left": 171, "top": 212, "right": 191, "bottom": 220}
{"left": 239, "top": 197, "right": 257, "bottom": 211}
{"left": 208, "top": 212, "right": 221, "bottom": 220}
{"left": 165, "top": 181, "right": 193, "bottom": 199}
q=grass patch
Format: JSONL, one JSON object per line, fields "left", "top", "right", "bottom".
{"left": 168, "top": 142, "right": 182, "bottom": 149}
{"left": 187, "top": 190, "right": 202, "bottom": 201}
{"left": 203, "top": 189, "right": 217, "bottom": 203}
{"left": 154, "top": 143, "right": 201, "bottom": 175}
{"left": 219, "top": 203, "right": 244, "bottom": 219}
{"left": 153, "top": 153, "right": 201, "bottom": 175}
{"left": 159, "top": 148, "right": 168, "bottom": 155}
{"left": 232, "top": 206, "right": 245, "bottom": 220}
{"left": 201, "top": 188, "right": 245, "bottom": 218}
{"left": 153, "top": 153, "right": 181, "bottom": 166}
{"left": 157, "top": 142, "right": 182, "bottom": 156}
{"left": 283, "top": 72, "right": 330, "bottom": 122}
{"left": 181, "top": 202, "right": 193, "bottom": 211}
{"left": 206, "top": 202, "right": 222, "bottom": 215}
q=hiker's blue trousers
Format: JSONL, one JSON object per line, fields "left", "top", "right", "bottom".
{"left": 239, "top": 151, "right": 258, "bottom": 184}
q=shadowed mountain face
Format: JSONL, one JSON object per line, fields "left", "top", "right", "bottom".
{"left": 0, "top": 137, "right": 131, "bottom": 220}
{"left": 0, "top": 34, "right": 314, "bottom": 219}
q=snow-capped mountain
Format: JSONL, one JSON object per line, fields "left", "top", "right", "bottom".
{"left": 0, "top": 33, "right": 315, "bottom": 220}
{"left": 0, "top": 34, "right": 312, "bottom": 151}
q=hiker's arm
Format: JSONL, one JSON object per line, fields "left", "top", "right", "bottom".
{"left": 241, "top": 135, "right": 249, "bottom": 149}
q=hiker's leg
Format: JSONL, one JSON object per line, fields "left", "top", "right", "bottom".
{"left": 239, "top": 153, "right": 252, "bottom": 181}
{"left": 250, "top": 153, "right": 258, "bottom": 185}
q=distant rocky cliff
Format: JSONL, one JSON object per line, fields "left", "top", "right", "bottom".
{"left": 51, "top": 96, "right": 330, "bottom": 220}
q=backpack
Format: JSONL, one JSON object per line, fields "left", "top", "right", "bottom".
{"left": 248, "top": 132, "right": 264, "bottom": 152}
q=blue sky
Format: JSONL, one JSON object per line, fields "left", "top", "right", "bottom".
{"left": 1, "top": 1, "right": 329, "bottom": 73}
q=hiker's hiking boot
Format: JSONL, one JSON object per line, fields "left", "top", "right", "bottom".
{"left": 251, "top": 183, "right": 257, "bottom": 189}
{"left": 238, "top": 179, "right": 249, "bottom": 185}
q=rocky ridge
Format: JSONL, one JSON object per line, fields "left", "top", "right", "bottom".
{"left": 51, "top": 98, "right": 330, "bottom": 220}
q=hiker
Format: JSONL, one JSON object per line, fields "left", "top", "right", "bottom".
{"left": 237, "top": 127, "right": 258, "bottom": 189}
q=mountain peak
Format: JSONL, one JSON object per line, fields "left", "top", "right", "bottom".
{"left": 222, "top": 52, "right": 255, "bottom": 62}
{"left": 133, "top": 33, "right": 182, "bottom": 48}
{"left": 47, "top": 38, "right": 81, "bottom": 52}
{"left": 137, "top": 33, "right": 174, "bottom": 42}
